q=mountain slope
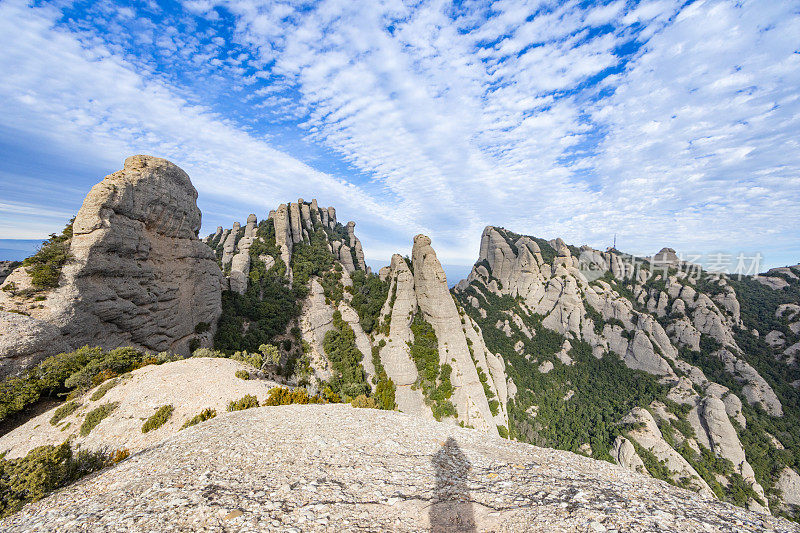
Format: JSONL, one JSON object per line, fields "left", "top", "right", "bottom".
{"left": 453, "top": 226, "right": 800, "bottom": 517}
{"left": 206, "top": 207, "right": 507, "bottom": 434}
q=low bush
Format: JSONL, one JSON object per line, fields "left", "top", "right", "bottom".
{"left": 89, "top": 379, "right": 118, "bottom": 401}
{"left": 0, "top": 346, "right": 177, "bottom": 425}
{"left": 350, "top": 394, "right": 378, "bottom": 409}
{"left": 110, "top": 448, "right": 130, "bottom": 464}
{"left": 262, "top": 387, "right": 324, "bottom": 406}
{"left": 0, "top": 441, "right": 110, "bottom": 518}
{"left": 227, "top": 394, "right": 259, "bottom": 412}
{"left": 141, "top": 404, "right": 174, "bottom": 433}
{"left": 180, "top": 408, "right": 217, "bottom": 430}
{"left": 49, "top": 401, "right": 80, "bottom": 426}
{"left": 79, "top": 402, "right": 119, "bottom": 436}
{"left": 235, "top": 369, "right": 250, "bottom": 380}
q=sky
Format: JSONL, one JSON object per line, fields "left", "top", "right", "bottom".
{"left": 0, "top": 0, "right": 799, "bottom": 280}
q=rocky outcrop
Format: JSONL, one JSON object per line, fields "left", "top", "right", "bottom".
{"left": 298, "top": 279, "right": 334, "bottom": 381}
{"left": 0, "top": 156, "right": 224, "bottom": 376}
{"left": 377, "top": 255, "right": 430, "bottom": 419}
{"left": 697, "top": 395, "right": 768, "bottom": 512}
{"left": 6, "top": 404, "right": 798, "bottom": 533}
{"left": 412, "top": 235, "right": 498, "bottom": 433}
{"left": 211, "top": 199, "right": 367, "bottom": 282}
{"left": 622, "top": 407, "right": 712, "bottom": 496}
{"left": 611, "top": 435, "right": 646, "bottom": 474}
{"left": 0, "top": 261, "right": 17, "bottom": 285}
{"left": 373, "top": 238, "right": 508, "bottom": 433}
{"left": 452, "top": 225, "right": 800, "bottom": 512}
{"left": 777, "top": 468, "right": 800, "bottom": 510}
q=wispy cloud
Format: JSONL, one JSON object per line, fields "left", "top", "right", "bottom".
{"left": 0, "top": 0, "right": 798, "bottom": 271}
{"left": 0, "top": 0, "right": 403, "bottom": 247}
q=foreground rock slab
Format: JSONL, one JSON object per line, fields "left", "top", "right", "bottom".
{"left": 3, "top": 405, "right": 796, "bottom": 532}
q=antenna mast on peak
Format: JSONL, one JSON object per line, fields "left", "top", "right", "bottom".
{"left": 613, "top": 233, "right": 616, "bottom": 250}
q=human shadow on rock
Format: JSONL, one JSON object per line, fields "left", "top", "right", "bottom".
{"left": 429, "top": 437, "right": 477, "bottom": 532}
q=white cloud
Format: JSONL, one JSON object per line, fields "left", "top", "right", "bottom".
{"left": 0, "top": 0, "right": 400, "bottom": 248}
{"left": 1, "top": 0, "right": 798, "bottom": 272}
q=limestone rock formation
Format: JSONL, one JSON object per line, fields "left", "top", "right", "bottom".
{"left": 373, "top": 237, "right": 507, "bottom": 433}
{"left": 208, "top": 199, "right": 368, "bottom": 287}
{"left": 622, "top": 407, "right": 712, "bottom": 496}
{"left": 611, "top": 435, "right": 646, "bottom": 474}
{"left": 452, "top": 225, "right": 799, "bottom": 513}
{"left": 0, "top": 156, "right": 224, "bottom": 376}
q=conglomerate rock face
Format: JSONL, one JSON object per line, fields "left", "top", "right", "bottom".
{"left": 0, "top": 156, "right": 224, "bottom": 376}
{"left": 453, "top": 225, "right": 800, "bottom": 514}
{"left": 2, "top": 404, "right": 797, "bottom": 533}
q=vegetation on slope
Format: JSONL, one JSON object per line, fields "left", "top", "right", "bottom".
{"left": 141, "top": 404, "right": 174, "bottom": 433}
{"left": 213, "top": 221, "right": 298, "bottom": 354}
{"left": 348, "top": 270, "right": 389, "bottom": 334}
{"left": 323, "top": 310, "right": 370, "bottom": 399}
{"left": 21, "top": 219, "right": 74, "bottom": 291}
{"left": 0, "top": 442, "right": 122, "bottom": 518}
{"left": 0, "top": 346, "right": 178, "bottom": 425}
{"left": 408, "top": 313, "right": 456, "bottom": 421}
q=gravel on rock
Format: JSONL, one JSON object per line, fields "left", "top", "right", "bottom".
{"left": 3, "top": 404, "right": 798, "bottom": 532}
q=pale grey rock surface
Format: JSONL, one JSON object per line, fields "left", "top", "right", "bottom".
{"left": 0, "top": 261, "right": 16, "bottom": 285}
{"left": 377, "top": 254, "right": 429, "bottom": 419}
{"left": 611, "top": 436, "right": 646, "bottom": 474}
{"left": 4, "top": 405, "right": 797, "bottom": 533}
{"left": 622, "top": 407, "right": 712, "bottom": 495}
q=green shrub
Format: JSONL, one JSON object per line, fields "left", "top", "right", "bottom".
{"left": 194, "top": 322, "right": 211, "bottom": 334}
{"left": 263, "top": 387, "right": 324, "bottom": 406}
{"left": 0, "top": 441, "right": 109, "bottom": 518}
{"left": 323, "top": 310, "right": 369, "bottom": 399}
{"left": 0, "top": 344, "right": 168, "bottom": 425}
{"left": 497, "top": 425, "right": 509, "bottom": 439}
{"left": 64, "top": 347, "right": 146, "bottom": 392}
{"left": 22, "top": 219, "right": 74, "bottom": 290}
{"left": 141, "top": 404, "right": 174, "bottom": 433}
{"left": 49, "top": 401, "right": 80, "bottom": 426}
{"left": 79, "top": 402, "right": 119, "bottom": 436}
{"left": 235, "top": 369, "right": 250, "bottom": 380}
{"left": 408, "top": 313, "right": 456, "bottom": 420}
{"left": 89, "top": 379, "right": 118, "bottom": 401}
{"left": 180, "top": 408, "right": 217, "bottom": 430}
{"left": 371, "top": 343, "right": 396, "bottom": 410}
{"left": 227, "top": 394, "right": 259, "bottom": 411}
{"left": 350, "top": 394, "right": 378, "bottom": 409}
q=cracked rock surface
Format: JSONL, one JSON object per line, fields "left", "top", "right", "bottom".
{"left": 3, "top": 404, "right": 797, "bottom": 532}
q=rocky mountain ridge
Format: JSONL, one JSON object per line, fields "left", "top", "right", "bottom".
{"left": 2, "top": 156, "right": 800, "bottom": 523}
{"left": 453, "top": 225, "right": 800, "bottom": 517}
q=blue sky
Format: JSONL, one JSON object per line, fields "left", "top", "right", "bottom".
{"left": 1, "top": 0, "right": 799, "bottom": 279}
